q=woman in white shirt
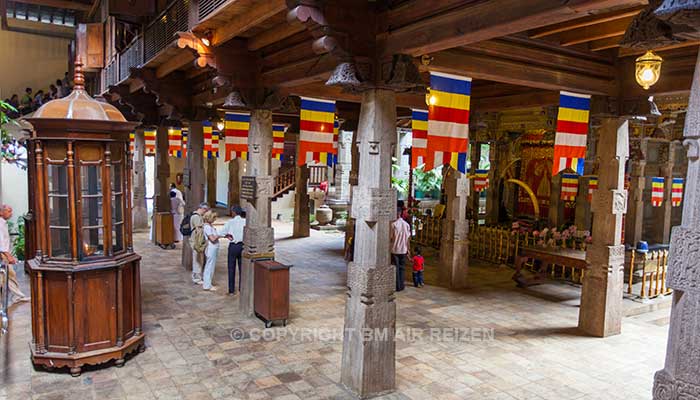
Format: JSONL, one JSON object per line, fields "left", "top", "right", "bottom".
{"left": 170, "top": 191, "right": 185, "bottom": 242}
{"left": 201, "top": 211, "right": 220, "bottom": 291}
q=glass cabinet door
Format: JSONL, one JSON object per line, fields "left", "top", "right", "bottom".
{"left": 80, "top": 163, "right": 104, "bottom": 258}
{"left": 47, "top": 164, "right": 70, "bottom": 258}
{"left": 111, "top": 159, "right": 125, "bottom": 253}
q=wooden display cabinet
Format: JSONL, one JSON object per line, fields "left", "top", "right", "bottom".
{"left": 24, "top": 60, "right": 144, "bottom": 376}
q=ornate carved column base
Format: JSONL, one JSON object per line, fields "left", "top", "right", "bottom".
{"left": 578, "top": 252, "right": 625, "bottom": 337}
{"left": 439, "top": 171, "right": 469, "bottom": 289}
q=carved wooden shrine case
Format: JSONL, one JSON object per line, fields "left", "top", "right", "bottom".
{"left": 25, "top": 69, "right": 144, "bottom": 376}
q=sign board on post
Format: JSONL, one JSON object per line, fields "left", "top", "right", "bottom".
{"left": 241, "top": 176, "right": 257, "bottom": 201}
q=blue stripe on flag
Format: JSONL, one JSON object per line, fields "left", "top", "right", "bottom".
{"left": 673, "top": 178, "right": 684, "bottom": 184}
{"left": 559, "top": 93, "right": 591, "bottom": 111}
{"left": 412, "top": 109, "right": 428, "bottom": 121}
{"left": 457, "top": 152, "right": 468, "bottom": 173}
{"left": 273, "top": 124, "right": 285, "bottom": 131}
{"left": 203, "top": 120, "right": 212, "bottom": 126}
{"left": 225, "top": 113, "right": 250, "bottom": 122}
{"left": 575, "top": 158, "right": 585, "bottom": 175}
{"left": 430, "top": 73, "right": 472, "bottom": 96}
{"left": 301, "top": 99, "right": 336, "bottom": 113}
{"left": 652, "top": 177, "right": 665, "bottom": 184}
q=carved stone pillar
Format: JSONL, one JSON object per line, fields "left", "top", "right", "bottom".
{"left": 653, "top": 49, "right": 700, "bottom": 400}
{"left": 578, "top": 117, "right": 629, "bottom": 337}
{"left": 341, "top": 89, "right": 397, "bottom": 398}
{"left": 132, "top": 128, "right": 148, "bottom": 230}
{"left": 206, "top": 158, "right": 217, "bottom": 208}
{"left": 240, "top": 109, "right": 274, "bottom": 317}
{"left": 181, "top": 121, "right": 205, "bottom": 270}
{"left": 626, "top": 139, "right": 647, "bottom": 246}
{"left": 344, "top": 128, "right": 360, "bottom": 255}
{"left": 486, "top": 142, "right": 500, "bottom": 225}
{"left": 293, "top": 164, "right": 310, "bottom": 238}
{"left": 333, "top": 130, "right": 353, "bottom": 202}
{"left": 439, "top": 167, "right": 470, "bottom": 288}
{"left": 574, "top": 177, "right": 592, "bottom": 231}
{"left": 548, "top": 174, "right": 564, "bottom": 227}
{"left": 227, "top": 158, "right": 241, "bottom": 207}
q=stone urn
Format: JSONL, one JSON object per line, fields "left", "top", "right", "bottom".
{"left": 315, "top": 205, "right": 333, "bottom": 226}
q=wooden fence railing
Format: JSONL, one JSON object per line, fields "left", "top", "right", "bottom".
{"left": 628, "top": 249, "right": 670, "bottom": 298}
{"left": 412, "top": 215, "right": 443, "bottom": 249}
{"left": 273, "top": 167, "right": 296, "bottom": 199}
{"left": 309, "top": 165, "right": 327, "bottom": 185}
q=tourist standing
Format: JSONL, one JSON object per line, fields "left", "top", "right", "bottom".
{"left": 170, "top": 192, "right": 185, "bottom": 242}
{"left": 170, "top": 183, "right": 183, "bottom": 201}
{"left": 55, "top": 80, "right": 65, "bottom": 98}
{"left": 188, "top": 202, "right": 209, "bottom": 284}
{"left": 201, "top": 210, "right": 220, "bottom": 291}
{"left": 220, "top": 205, "right": 245, "bottom": 296}
{"left": 390, "top": 207, "right": 411, "bottom": 292}
{"left": 411, "top": 246, "right": 425, "bottom": 288}
{"left": 0, "top": 205, "right": 29, "bottom": 305}
{"left": 19, "top": 88, "right": 32, "bottom": 115}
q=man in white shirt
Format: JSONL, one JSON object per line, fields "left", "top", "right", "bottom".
{"left": 170, "top": 183, "right": 184, "bottom": 201}
{"left": 0, "top": 205, "right": 29, "bottom": 305}
{"left": 220, "top": 205, "right": 246, "bottom": 295}
{"left": 390, "top": 206, "right": 411, "bottom": 292}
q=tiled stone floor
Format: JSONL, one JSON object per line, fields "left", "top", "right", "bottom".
{"left": 1, "top": 220, "right": 670, "bottom": 399}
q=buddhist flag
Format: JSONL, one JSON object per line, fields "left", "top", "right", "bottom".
{"left": 212, "top": 130, "right": 220, "bottom": 158}
{"left": 561, "top": 173, "right": 579, "bottom": 201}
{"left": 168, "top": 127, "right": 183, "bottom": 157}
{"left": 181, "top": 127, "right": 188, "bottom": 158}
{"left": 651, "top": 177, "right": 665, "bottom": 207}
{"left": 588, "top": 176, "right": 598, "bottom": 202}
{"left": 144, "top": 128, "right": 156, "bottom": 156}
{"left": 298, "top": 97, "right": 336, "bottom": 166}
{"left": 129, "top": 132, "right": 135, "bottom": 154}
{"left": 411, "top": 109, "right": 428, "bottom": 168}
{"left": 425, "top": 72, "right": 470, "bottom": 173}
{"left": 225, "top": 112, "right": 249, "bottom": 161}
{"left": 552, "top": 91, "right": 591, "bottom": 176}
{"left": 474, "top": 169, "right": 489, "bottom": 192}
{"left": 672, "top": 178, "right": 683, "bottom": 207}
{"left": 271, "top": 123, "right": 285, "bottom": 160}
{"left": 203, "top": 121, "right": 215, "bottom": 159}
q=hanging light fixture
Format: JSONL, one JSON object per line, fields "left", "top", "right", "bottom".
{"left": 635, "top": 50, "right": 663, "bottom": 90}
{"left": 216, "top": 120, "right": 225, "bottom": 131}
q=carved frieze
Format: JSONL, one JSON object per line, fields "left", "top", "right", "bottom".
{"left": 667, "top": 226, "right": 700, "bottom": 293}
{"left": 346, "top": 262, "right": 396, "bottom": 304}
{"left": 243, "top": 226, "right": 274, "bottom": 255}
{"left": 350, "top": 187, "right": 397, "bottom": 222}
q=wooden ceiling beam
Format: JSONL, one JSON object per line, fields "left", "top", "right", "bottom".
{"left": 465, "top": 39, "right": 616, "bottom": 78}
{"left": 156, "top": 51, "right": 195, "bottom": 79}
{"left": 211, "top": 0, "right": 286, "bottom": 46}
{"left": 13, "top": 0, "right": 91, "bottom": 11}
{"left": 425, "top": 49, "right": 617, "bottom": 95}
{"left": 528, "top": 6, "right": 643, "bottom": 38}
{"left": 589, "top": 35, "right": 623, "bottom": 51}
{"left": 247, "top": 21, "right": 306, "bottom": 51}
{"left": 262, "top": 55, "right": 338, "bottom": 88}
{"left": 617, "top": 41, "right": 700, "bottom": 57}
{"left": 380, "top": 0, "right": 647, "bottom": 57}
{"left": 558, "top": 15, "right": 635, "bottom": 46}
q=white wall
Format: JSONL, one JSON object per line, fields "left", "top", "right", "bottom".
{"left": 216, "top": 156, "right": 229, "bottom": 207}
{"left": 0, "top": 161, "right": 29, "bottom": 224}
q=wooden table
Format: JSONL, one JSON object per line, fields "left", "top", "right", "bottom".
{"left": 513, "top": 247, "right": 588, "bottom": 287}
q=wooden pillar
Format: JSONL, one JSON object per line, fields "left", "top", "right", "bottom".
{"left": 439, "top": 167, "right": 470, "bottom": 288}
{"left": 341, "top": 89, "right": 397, "bottom": 397}
{"left": 206, "top": 157, "right": 217, "bottom": 208}
{"left": 653, "top": 47, "right": 700, "bottom": 400}
{"left": 181, "top": 121, "right": 205, "bottom": 270}
{"left": 227, "top": 158, "right": 241, "bottom": 207}
{"left": 240, "top": 109, "right": 274, "bottom": 317}
{"left": 293, "top": 164, "right": 310, "bottom": 238}
{"left": 574, "top": 178, "right": 592, "bottom": 230}
{"left": 469, "top": 142, "right": 481, "bottom": 219}
{"left": 653, "top": 144, "right": 675, "bottom": 244}
{"left": 625, "top": 141, "right": 647, "bottom": 246}
{"left": 344, "top": 127, "right": 359, "bottom": 255}
{"left": 132, "top": 128, "right": 148, "bottom": 230}
{"left": 486, "top": 141, "right": 500, "bottom": 225}
{"left": 548, "top": 173, "right": 564, "bottom": 227}
{"left": 152, "top": 125, "right": 170, "bottom": 244}
{"left": 578, "top": 117, "right": 628, "bottom": 337}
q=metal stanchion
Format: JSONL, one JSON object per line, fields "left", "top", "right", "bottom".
{"left": 0, "top": 261, "right": 9, "bottom": 335}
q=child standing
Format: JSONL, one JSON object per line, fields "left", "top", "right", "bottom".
{"left": 412, "top": 246, "right": 425, "bottom": 288}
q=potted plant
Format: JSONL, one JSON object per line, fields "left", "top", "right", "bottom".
{"left": 414, "top": 167, "right": 442, "bottom": 199}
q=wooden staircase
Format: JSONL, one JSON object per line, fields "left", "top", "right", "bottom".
{"left": 273, "top": 167, "right": 296, "bottom": 201}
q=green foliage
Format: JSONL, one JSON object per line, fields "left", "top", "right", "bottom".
{"left": 7, "top": 217, "right": 25, "bottom": 261}
{"left": 1, "top": 100, "right": 20, "bottom": 162}
{"left": 391, "top": 176, "right": 408, "bottom": 194}
{"left": 414, "top": 166, "right": 442, "bottom": 194}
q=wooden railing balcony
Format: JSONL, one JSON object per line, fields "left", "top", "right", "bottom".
{"left": 273, "top": 167, "right": 296, "bottom": 199}
{"left": 308, "top": 165, "right": 327, "bottom": 186}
